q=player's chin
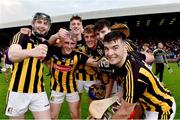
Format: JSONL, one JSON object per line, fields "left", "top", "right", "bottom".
{"left": 65, "top": 50, "right": 72, "bottom": 55}
{"left": 108, "top": 59, "right": 117, "bottom": 65}
{"left": 87, "top": 44, "right": 93, "bottom": 48}
{"left": 36, "top": 30, "right": 47, "bottom": 36}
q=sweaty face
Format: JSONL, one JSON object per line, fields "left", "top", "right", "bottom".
{"left": 61, "top": 38, "right": 77, "bottom": 55}
{"left": 32, "top": 19, "right": 50, "bottom": 36}
{"left": 104, "top": 39, "right": 126, "bottom": 66}
{"left": 95, "top": 27, "right": 111, "bottom": 42}
{"left": 84, "top": 33, "right": 97, "bottom": 49}
{"left": 70, "top": 20, "right": 83, "bottom": 35}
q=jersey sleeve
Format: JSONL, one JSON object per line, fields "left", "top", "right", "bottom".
{"left": 123, "top": 64, "right": 148, "bottom": 103}
{"left": 11, "top": 32, "right": 29, "bottom": 46}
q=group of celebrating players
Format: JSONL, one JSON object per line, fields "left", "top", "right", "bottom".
{"left": 5, "top": 12, "right": 176, "bottom": 120}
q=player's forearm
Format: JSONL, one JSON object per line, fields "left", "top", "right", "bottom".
{"left": 48, "top": 34, "right": 59, "bottom": 45}
{"left": 142, "top": 52, "right": 154, "bottom": 64}
{"left": 9, "top": 43, "right": 47, "bottom": 63}
{"left": 105, "top": 79, "right": 114, "bottom": 98}
{"left": 9, "top": 46, "right": 31, "bottom": 62}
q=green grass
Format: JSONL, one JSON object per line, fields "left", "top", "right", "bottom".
{"left": 0, "top": 63, "right": 180, "bottom": 119}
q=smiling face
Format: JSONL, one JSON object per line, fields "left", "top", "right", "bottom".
{"left": 103, "top": 31, "right": 127, "bottom": 67}
{"left": 61, "top": 33, "right": 77, "bottom": 55}
{"left": 32, "top": 19, "right": 50, "bottom": 37}
{"left": 95, "top": 26, "right": 111, "bottom": 42}
{"left": 104, "top": 39, "right": 126, "bottom": 66}
{"left": 84, "top": 32, "right": 97, "bottom": 49}
{"left": 70, "top": 19, "right": 83, "bottom": 35}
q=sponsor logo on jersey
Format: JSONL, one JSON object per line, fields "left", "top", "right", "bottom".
{"left": 53, "top": 64, "right": 72, "bottom": 72}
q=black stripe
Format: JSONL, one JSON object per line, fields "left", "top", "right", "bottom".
{"left": 12, "top": 62, "right": 23, "bottom": 91}
{"left": 90, "top": 75, "right": 94, "bottom": 81}
{"left": 141, "top": 95, "right": 162, "bottom": 112}
{"left": 23, "top": 58, "right": 33, "bottom": 92}
{"left": 33, "top": 60, "right": 41, "bottom": 93}
{"left": 66, "top": 72, "right": 71, "bottom": 93}
{"left": 41, "top": 67, "right": 44, "bottom": 92}
{"left": 76, "top": 73, "right": 79, "bottom": 80}
{"left": 58, "top": 71, "right": 63, "bottom": 92}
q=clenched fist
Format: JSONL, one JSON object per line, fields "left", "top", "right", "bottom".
{"left": 28, "top": 44, "right": 48, "bottom": 59}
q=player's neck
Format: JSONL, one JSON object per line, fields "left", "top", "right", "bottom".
{"left": 77, "top": 34, "right": 82, "bottom": 41}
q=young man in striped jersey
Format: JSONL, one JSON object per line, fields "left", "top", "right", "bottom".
{"left": 5, "top": 12, "right": 51, "bottom": 119}
{"left": 48, "top": 31, "right": 99, "bottom": 119}
{"left": 94, "top": 19, "right": 154, "bottom": 97}
{"left": 77, "top": 24, "right": 104, "bottom": 104}
{"left": 103, "top": 31, "right": 176, "bottom": 119}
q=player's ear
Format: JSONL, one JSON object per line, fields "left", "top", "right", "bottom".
{"left": 124, "top": 42, "right": 128, "bottom": 50}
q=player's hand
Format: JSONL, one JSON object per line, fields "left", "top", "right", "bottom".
{"left": 48, "top": 28, "right": 68, "bottom": 46}
{"left": 57, "top": 28, "right": 69, "bottom": 39}
{"left": 98, "top": 57, "right": 110, "bottom": 69}
{"left": 98, "top": 57, "right": 115, "bottom": 73}
{"left": 165, "top": 63, "right": 173, "bottom": 74}
{"left": 29, "top": 44, "right": 48, "bottom": 59}
{"left": 20, "top": 28, "right": 31, "bottom": 36}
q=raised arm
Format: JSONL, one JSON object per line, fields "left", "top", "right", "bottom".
{"left": 8, "top": 44, "right": 48, "bottom": 62}
{"left": 141, "top": 51, "right": 154, "bottom": 64}
{"left": 48, "top": 28, "right": 69, "bottom": 46}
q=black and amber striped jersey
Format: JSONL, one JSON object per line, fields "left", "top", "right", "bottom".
{"left": 9, "top": 33, "right": 48, "bottom": 93}
{"left": 117, "top": 54, "right": 174, "bottom": 118}
{"left": 48, "top": 46, "right": 89, "bottom": 93}
{"left": 126, "top": 40, "right": 146, "bottom": 62}
{"left": 75, "top": 41, "right": 104, "bottom": 81}
{"left": 75, "top": 37, "right": 86, "bottom": 51}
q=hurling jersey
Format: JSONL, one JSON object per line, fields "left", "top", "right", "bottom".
{"left": 48, "top": 46, "right": 89, "bottom": 93}
{"left": 9, "top": 33, "right": 48, "bottom": 93}
{"left": 75, "top": 41, "right": 104, "bottom": 81}
{"left": 117, "top": 54, "right": 174, "bottom": 119}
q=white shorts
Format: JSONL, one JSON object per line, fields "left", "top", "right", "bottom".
{"left": 5, "top": 91, "right": 50, "bottom": 117}
{"left": 77, "top": 80, "right": 96, "bottom": 93}
{"left": 144, "top": 98, "right": 176, "bottom": 120}
{"left": 50, "top": 90, "right": 79, "bottom": 104}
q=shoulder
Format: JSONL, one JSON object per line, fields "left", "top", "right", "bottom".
{"left": 11, "top": 32, "right": 29, "bottom": 45}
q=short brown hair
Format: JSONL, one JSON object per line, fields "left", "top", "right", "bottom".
{"left": 94, "top": 19, "right": 111, "bottom": 32}
{"left": 83, "top": 24, "right": 94, "bottom": 34}
{"left": 70, "top": 15, "right": 82, "bottom": 22}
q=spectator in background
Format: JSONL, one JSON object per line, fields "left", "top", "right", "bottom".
{"left": 153, "top": 42, "right": 171, "bottom": 82}
{"left": 3, "top": 47, "right": 13, "bottom": 82}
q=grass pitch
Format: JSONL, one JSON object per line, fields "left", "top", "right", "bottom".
{"left": 0, "top": 63, "right": 179, "bottom": 119}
